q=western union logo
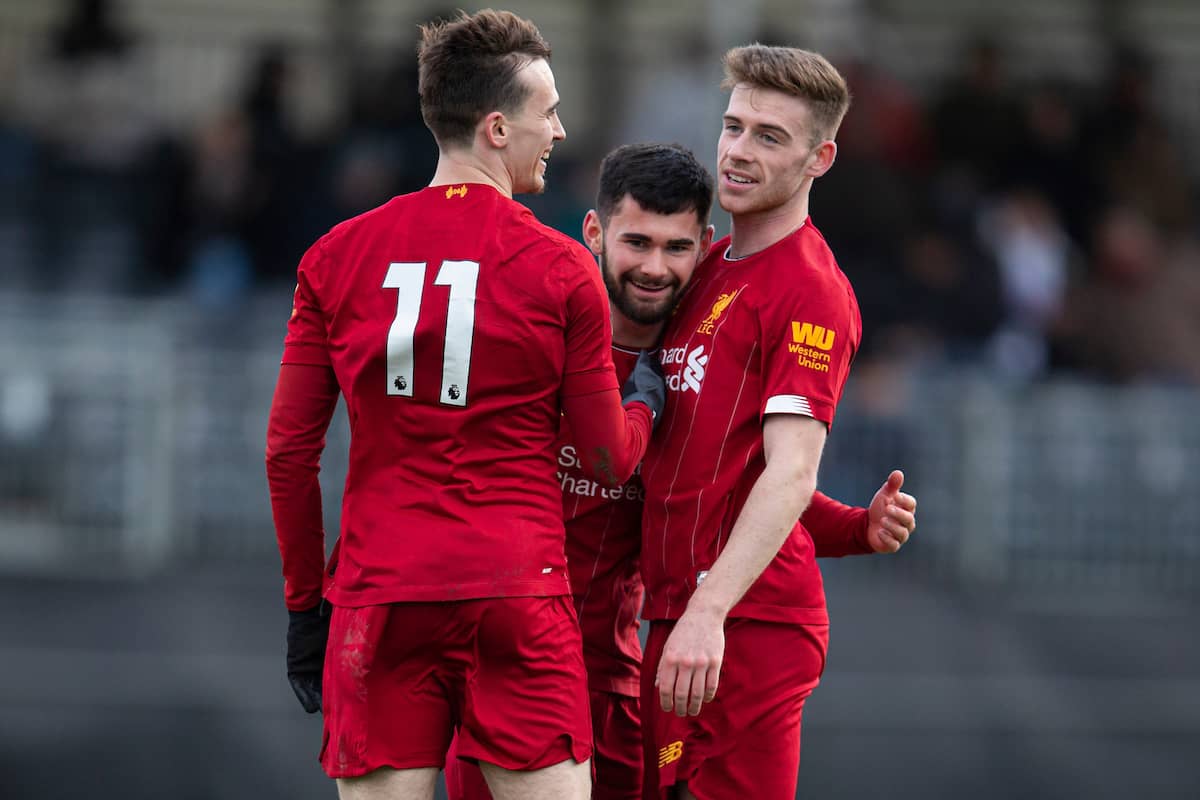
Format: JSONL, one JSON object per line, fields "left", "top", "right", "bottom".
{"left": 791, "top": 321, "right": 835, "bottom": 350}
{"left": 658, "top": 740, "right": 683, "bottom": 768}
{"left": 697, "top": 289, "right": 741, "bottom": 335}
{"left": 445, "top": 184, "right": 468, "bottom": 199}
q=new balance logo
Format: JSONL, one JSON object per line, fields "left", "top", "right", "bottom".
{"left": 658, "top": 740, "right": 684, "bottom": 768}
{"left": 663, "top": 345, "right": 707, "bottom": 393}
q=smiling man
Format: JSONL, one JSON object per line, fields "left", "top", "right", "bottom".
{"left": 264, "top": 11, "right": 665, "bottom": 800}
{"left": 639, "top": 46, "right": 866, "bottom": 799}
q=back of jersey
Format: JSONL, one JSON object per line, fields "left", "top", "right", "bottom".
{"left": 284, "top": 183, "right": 616, "bottom": 605}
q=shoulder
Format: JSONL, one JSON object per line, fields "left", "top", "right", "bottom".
{"left": 761, "top": 223, "right": 856, "bottom": 305}
{"left": 503, "top": 203, "right": 595, "bottom": 269}
{"left": 315, "top": 193, "right": 413, "bottom": 257}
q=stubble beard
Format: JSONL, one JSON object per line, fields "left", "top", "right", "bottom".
{"left": 600, "top": 252, "right": 679, "bottom": 326}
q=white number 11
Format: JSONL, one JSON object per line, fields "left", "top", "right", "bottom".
{"left": 383, "top": 260, "right": 480, "bottom": 407}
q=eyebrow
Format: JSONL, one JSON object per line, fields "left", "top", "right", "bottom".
{"left": 724, "top": 114, "right": 792, "bottom": 140}
{"left": 619, "top": 233, "right": 697, "bottom": 247}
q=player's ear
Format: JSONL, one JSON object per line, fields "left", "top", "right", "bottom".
{"left": 700, "top": 224, "right": 715, "bottom": 254}
{"left": 482, "top": 111, "right": 508, "bottom": 149}
{"left": 807, "top": 139, "right": 837, "bottom": 178}
{"left": 582, "top": 210, "right": 604, "bottom": 256}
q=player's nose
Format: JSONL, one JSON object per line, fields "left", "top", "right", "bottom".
{"left": 640, "top": 249, "right": 669, "bottom": 280}
{"left": 723, "top": 131, "right": 751, "bottom": 164}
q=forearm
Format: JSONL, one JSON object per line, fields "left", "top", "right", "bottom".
{"left": 265, "top": 363, "right": 339, "bottom": 610}
{"left": 687, "top": 465, "right": 817, "bottom": 618}
{"left": 804, "top": 490, "right": 871, "bottom": 557}
{"left": 562, "top": 386, "right": 653, "bottom": 487}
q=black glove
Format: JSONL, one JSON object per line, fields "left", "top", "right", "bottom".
{"left": 621, "top": 350, "right": 666, "bottom": 429}
{"left": 286, "top": 602, "right": 331, "bottom": 714}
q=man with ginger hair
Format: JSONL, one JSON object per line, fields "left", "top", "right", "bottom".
{"left": 265, "top": 10, "right": 665, "bottom": 800}
{"left": 639, "top": 45, "right": 863, "bottom": 798}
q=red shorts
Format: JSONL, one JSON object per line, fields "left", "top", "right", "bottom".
{"left": 640, "top": 618, "right": 828, "bottom": 800}
{"left": 446, "top": 689, "right": 641, "bottom": 800}
{"left": 319, "top": 596, "right": 592, "bottom": 778}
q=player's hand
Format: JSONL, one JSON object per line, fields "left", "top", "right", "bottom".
{"left": 621, "top": 350, "right": 666, "bottom": 429}
{"left": 866, "top": 470, "right": 916, "bottom": 553}
{"left": 656, "top": 606, "right": 724, "bottom": 717}
{"left": 286, "top": 602, "right": 331, "bottom": 714}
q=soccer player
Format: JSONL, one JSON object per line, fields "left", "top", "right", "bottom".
{"left": 445, "top": 143, "right": 916, "bottom": 800}
{"left": 264, "top": 11, "right": 664, "bottom": 800}
{"left": 638, "top": 45, "right": 867, "bottom": 799}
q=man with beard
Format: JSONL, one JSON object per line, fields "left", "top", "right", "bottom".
{"left": 446, "top": 143, "right": 916, "bottom": 799}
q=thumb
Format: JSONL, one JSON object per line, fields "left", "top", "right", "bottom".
{"left": 882, "top": 469, "right": 904, "bottom": 497}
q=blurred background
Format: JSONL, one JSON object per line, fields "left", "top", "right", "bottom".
{"left": 1, "top": 0, "right": 1198, "bottom": 798}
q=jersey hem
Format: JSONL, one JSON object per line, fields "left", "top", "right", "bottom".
{"left": 326, "top": 576, "right": 571, "bottom": 606}
{"left": 642, "top": 602, "right": 829, "bottom": 626}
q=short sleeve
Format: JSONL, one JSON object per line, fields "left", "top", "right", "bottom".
{"left": 757, "top": 276, "right": 859, "bottom": 426}
{"left": 281, "top": 240, "right": 332, "bottom": 367}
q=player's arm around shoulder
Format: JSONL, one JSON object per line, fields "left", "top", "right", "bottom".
{"left": 656, "top": 413, "right": 826, "bottom": 717}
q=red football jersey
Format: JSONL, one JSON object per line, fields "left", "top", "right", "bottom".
{"left": 280, "top": 183, "right": 629, "bottom": 607}
{"left": 640, "top": 221, "right": 862, "bottom": 624}
{"left": 560, "top": 345, "right": 644, "bottom": 696}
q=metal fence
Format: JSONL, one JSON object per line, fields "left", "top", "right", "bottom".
{"left": 2, "top": 290, "right": 1198, "bottom": 593}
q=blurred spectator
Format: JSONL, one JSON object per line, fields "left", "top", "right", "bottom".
{"left": 173, "top": 42, "right": 327, "bottom": 304}
{"left": 928, "top": 35, "right": 1021, "bottom": 213}
{"left": 237, "top": 43, "right": 314, "bottom": 283}
{"left": 341, "top": 21, "right": 438, "bottom": 196}
{"left": 977, "top": 190, "right": 1076, "bottom": 380}
{"left": 1006, "top": 79, "right": 1097, "bottom": 244}
{"left": 836, "top": 57, "right": 932, "bottom": 175}
{"left": 817, "top": 57, "right": 931, "bottom": 359}
{"left": 1084, "top": 44, "right": 1195, "bottom": 237}
{"left": 12, "top": 0, "right": 162, "bottom": 292}
{"left": 897, "top": 226, "right": 1004, "bottom": 361}
{"left": 179, "top": 111, "right": 257, "bottom": 306}
{"left": 1052, "top": 207, "right": 1200, "bottom": 384}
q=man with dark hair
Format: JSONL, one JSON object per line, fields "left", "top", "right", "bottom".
{"left": 445, "top": 143, "right": 916, "bottom": 800}
{"left": 639, "top": 45, "right": 876, "bottom": 799}
{"left": 264, "top": 11, "right": 663, "bottom": 800}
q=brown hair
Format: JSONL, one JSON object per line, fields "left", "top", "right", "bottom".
{"left": 418, "top": 9, "right": 552, "bottom": 148}
{"left": 722, "top": 44, "right": 851, "bottom": 144}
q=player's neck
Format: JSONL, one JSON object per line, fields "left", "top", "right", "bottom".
{"left": 611, "top": 308, "right": 663, "bottom": 349}
{"left": 727, "top": 188, "right": 810, "bottom": 259}
{"left": 430, "top": 151, "right": 513, "bottom": 198}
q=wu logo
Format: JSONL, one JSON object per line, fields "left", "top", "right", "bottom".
{"left": 791, "top": 321, "right": 835, "bottom": 351}
{"left": 445, "top": 184, "right": 468, "bottom": 199}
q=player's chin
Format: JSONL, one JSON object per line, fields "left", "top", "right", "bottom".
{"left": 517, "top": 171, "right": 547, "bottom": 195}
{"left": 627, "top": 296, "right": 675, "bottom": 324}
{"left": 717, "top": 187, "right": 756, "bottom": 214}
